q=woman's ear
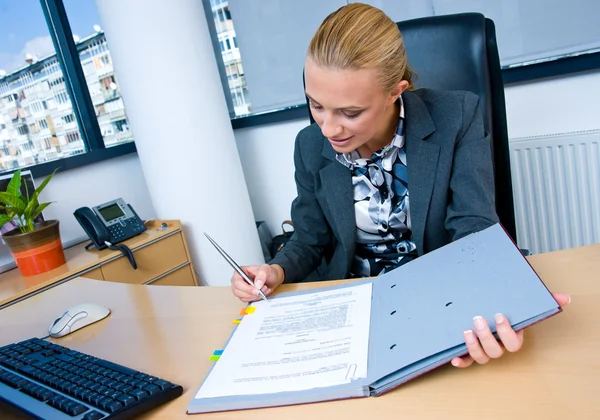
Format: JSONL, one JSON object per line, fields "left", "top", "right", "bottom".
{"left": 388, "top": 80, "right": 410, "bottom": 104}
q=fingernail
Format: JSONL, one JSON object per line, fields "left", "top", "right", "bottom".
{"left": 494, "top": 313, "right": 504, "bottom": 324}
{"left": 265, "top": 288, "right": 271, "bottom": 295}
{"left": 463, "top": 330, "right": 476, "bottom": 343}
{"left": 473, "top": 316, "right": 485, "bottom": 330}
{"left": 451, "top": 359, "right": 459, "bottom": 367}
{"left": 255, "top": 280, "right": 264, "bottom": 289}
{"left": 568, "top": 295, "right": 572, "bottom": 304}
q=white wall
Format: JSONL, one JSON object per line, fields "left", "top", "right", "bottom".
{"left": 504, "top": 70, "right": 600, "bottom": 138}
{"left": 235, "top": 118, "right": 309, "bottom": 236}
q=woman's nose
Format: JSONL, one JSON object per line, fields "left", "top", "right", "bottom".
{"left": 320, "top": 116, "right": 343, "bottom": 139}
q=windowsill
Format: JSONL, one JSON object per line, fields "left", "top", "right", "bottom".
{"left": 7, "top": 142, "right": 137, "bottom": 178}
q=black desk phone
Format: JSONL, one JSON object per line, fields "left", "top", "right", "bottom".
{"left": 74, "top": 198, "right": 147, "bottom": 269}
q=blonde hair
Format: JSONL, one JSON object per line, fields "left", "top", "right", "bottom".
{"left": 308, "top": 3, "right": 416, "bottom": 91}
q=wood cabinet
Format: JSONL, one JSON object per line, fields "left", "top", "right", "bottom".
{"left": 0, "top": 220, "right": 199, "bottom": 310}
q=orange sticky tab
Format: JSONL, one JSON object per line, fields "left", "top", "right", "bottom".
{"left": 232, "top": 319, "right": 242, "bottom": 324}
{"left": 239, "top": 308, "right": 247, "bottom": 316}
{"left": 245, "top": 306, "right": 256, "bottom": 314}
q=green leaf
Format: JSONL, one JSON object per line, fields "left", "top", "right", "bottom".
{"left": 24, "top": 194, "right": 38, "bottom": 221}
{"left": 32, "top": 168, "right": 58, "bottom": 199}
{"left": 6, "top": 170, "right": 21, "bottom": 198}
{"left": 32, "top": 202, "right": 52, "bottom": 220}
{"left": 0, "top": 192, "right": 25, "bottom": 211}
{"left": 23, "top": 168, "right": 58, "bottom": 225}
{"left": 0, "top": 214, "right": 13, "bottom": 228}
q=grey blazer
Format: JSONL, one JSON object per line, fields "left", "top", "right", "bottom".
{"left": 270, "top": 88, "right": 499, "bottom": 283}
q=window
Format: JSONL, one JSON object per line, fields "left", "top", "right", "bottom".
{"left": 17, "top": 125, "right": 29, "bottom": 136}
{"left": 208, "top": 0, "right": 600, "bottom": 118}
{"left": 209, "top": 0, "right": 252, "bottom": 116}
{"left": 66, "top": 131, "right": 80, "bottom": 143}
{"left": 0, "top": 0, "right": 137, "bottom": 175}
{"left": 64, "top": 0, "right": 134, "bottom": 148}
{"left": 0, "top": 3, "right": 86, "bottom": 171}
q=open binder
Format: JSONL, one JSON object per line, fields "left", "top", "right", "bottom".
{"left": 187, "top": 224, "right": 561, "bottom": 414}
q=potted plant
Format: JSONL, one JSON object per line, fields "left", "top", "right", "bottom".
{"left": 0, "top": 169, "right": 65, "bottom": 276}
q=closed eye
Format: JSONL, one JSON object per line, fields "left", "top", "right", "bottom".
{"left": 343, "top": 111, "right": 362, "bottom": 119}
{"left": 309, "top": 102, "right": 323, "bottom": 111}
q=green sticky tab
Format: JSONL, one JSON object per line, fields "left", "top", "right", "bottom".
{"left": 209, "top": 355, "right": 221, "bottom": 361}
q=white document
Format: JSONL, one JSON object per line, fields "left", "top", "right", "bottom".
{"left": 195, "top": 283, "right": 372, "bottom": 399}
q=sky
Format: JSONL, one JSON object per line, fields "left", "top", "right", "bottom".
{"left": 0, "top": 0, "right": 101, "bottom": 74}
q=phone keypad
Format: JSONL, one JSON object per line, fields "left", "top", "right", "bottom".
{"left": 108, "top": 218, "right": 146, "bottom": 243}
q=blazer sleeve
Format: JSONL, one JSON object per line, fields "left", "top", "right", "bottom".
{"left": 445, "top": 92, "right": 499, "bottom": 240}
{"left": 269, "top": 130, "right": 333, "bottom": 283}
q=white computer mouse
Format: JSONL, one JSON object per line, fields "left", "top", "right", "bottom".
{"left": 48, "top": 303, "right": 111, "bottom": 338}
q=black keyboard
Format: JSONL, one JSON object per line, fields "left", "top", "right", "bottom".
{"left": 0, "top": 338, "right": 183, "bottom": 419}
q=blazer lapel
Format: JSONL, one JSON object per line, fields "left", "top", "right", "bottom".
{"left": 320, "top": 142, "right": 355, "bottom": 256}
{"left": 403, "top": 90, "right": 440, "bottom": 255}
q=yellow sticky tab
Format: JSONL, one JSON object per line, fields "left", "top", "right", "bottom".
{"left": 245, "top": 306, "right": 256, "bottom": 314}
{"left": 232, "top": 318, "right": 242, "bottom": 324}
{"left": 209, "top": 355, "right": 220, "bottom": 361}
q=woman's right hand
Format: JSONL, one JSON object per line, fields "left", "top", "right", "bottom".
{"left": 230, "top": 264, "right": 285, "bottom": 302}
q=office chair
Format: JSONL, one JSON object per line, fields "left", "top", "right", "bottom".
{"left": 305, "top": 13, "right": 518, "bottom": 243}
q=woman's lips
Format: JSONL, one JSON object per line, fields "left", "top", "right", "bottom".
{"left": 328, "top": 136, "right": 353, "bottom": 146}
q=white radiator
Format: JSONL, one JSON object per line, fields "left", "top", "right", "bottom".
{"left": 509, "top": 129, "right": 600, "bottom": 255}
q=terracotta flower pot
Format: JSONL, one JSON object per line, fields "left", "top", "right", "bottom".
{"left": 3, "top": 220, "right": 66, "bottom": 276}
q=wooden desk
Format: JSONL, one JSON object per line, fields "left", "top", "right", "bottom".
{"left": 0, "top": 220, "right": 199, "bottom": 310}
{"left": 0, "top": 243, "right": 599, "bottom": 419}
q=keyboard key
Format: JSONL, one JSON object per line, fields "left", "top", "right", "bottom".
{"left": 68, "top": 403, "right": 88, "bottom": 416}
{"left": 107, "top": 400, "right": 124, "bottom": 413}
{"left": 108, "top": 390, "right": 122, "bottom": 400}
{"left": 90, "top": 394, "right": 105, "bottom": 406}
{"left": 143, "top": 384, "right": 161, "bottom": 396}
{"left": 116, "top": 394, "right": 136, "bottom": 407}
{"left": 96, "top": 359, "right": 138, "bottom": 377}
{"left": 83, "top": 411, "right": 105, "bottom": 420}
{"left": 129, "top": 389, "right": 149, "bottom": 401}
{"left": 122, "top": 385, "right": 135, "bottom": 394}
{"left": 97, "top": 397, "right": 115, "bottom": 411}
{"left": 17, "top": 365, "right": 36, "bottom": 375}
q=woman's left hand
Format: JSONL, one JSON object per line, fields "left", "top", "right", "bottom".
{"left": 451, "top": 292, "right": 571, "bottom": 368}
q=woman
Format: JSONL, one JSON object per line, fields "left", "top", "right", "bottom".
{"left": 231, "top": 3, "right": 569, "bottom": 368}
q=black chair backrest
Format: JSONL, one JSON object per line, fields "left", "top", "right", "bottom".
{"left": 304, "top": 12, "right": 517, "bottom": 242}
{"left": 398, "top": 13, "right": 516, "bottom": 241}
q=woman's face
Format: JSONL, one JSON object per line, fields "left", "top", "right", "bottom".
{"left": 304, "top": 57, "right": 408, "bottom": 155}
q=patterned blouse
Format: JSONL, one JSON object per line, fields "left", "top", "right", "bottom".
{"left": 336, "top": 97, "right": 418, "bottom": 277}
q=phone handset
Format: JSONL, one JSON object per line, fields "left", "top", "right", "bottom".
{"left": 73, "top": 205, "right": 138, "bottom": 270}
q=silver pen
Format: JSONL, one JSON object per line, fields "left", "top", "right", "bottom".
{"left": 204, "top": 233, "right": 268, "bottom": 301}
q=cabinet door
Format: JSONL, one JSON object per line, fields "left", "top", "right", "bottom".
{"left": 101, "top": 233, "right": 188, "bottom": 284}
{"left": 147, "top": 264, "right": 196, "bottom": 286}
{"left": 81, "top": 267, "right": 104, "bottom": 280}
